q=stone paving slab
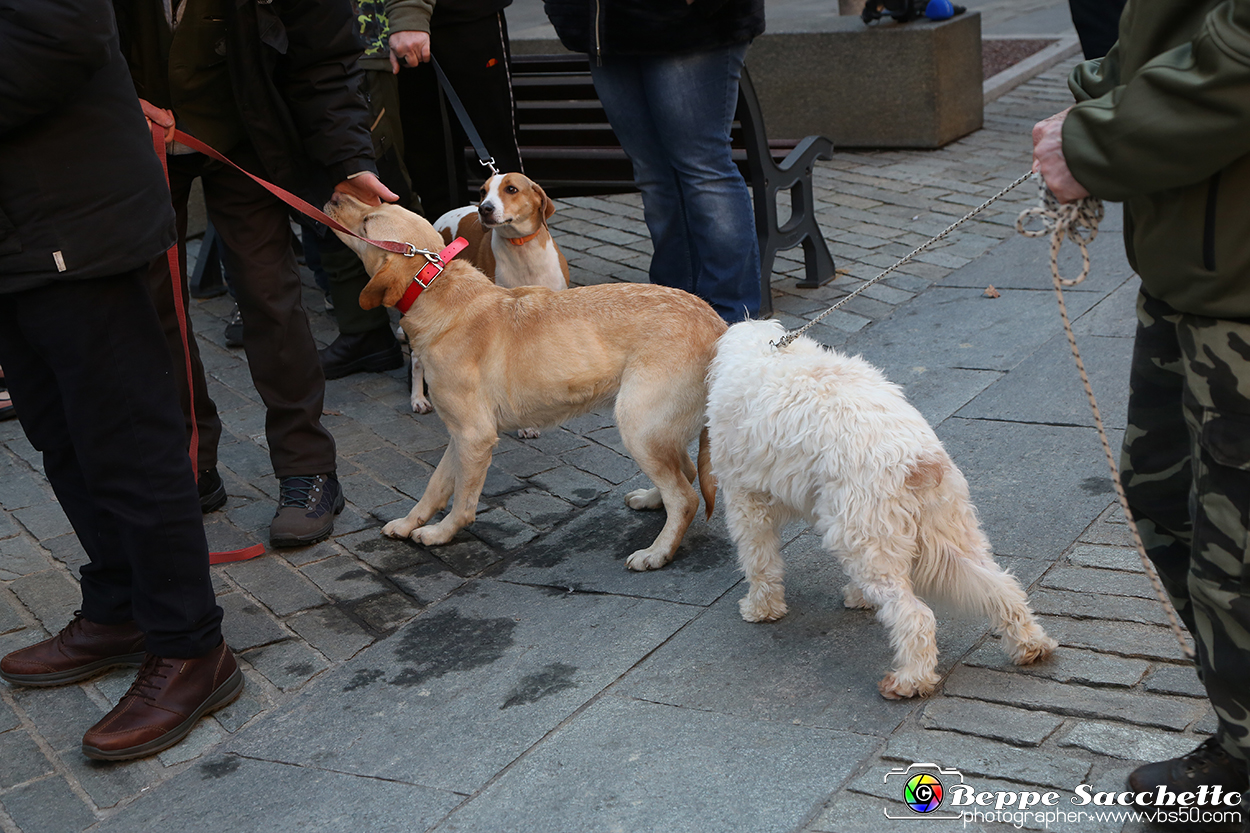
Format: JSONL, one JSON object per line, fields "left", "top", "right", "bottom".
{"left": 613, "top": 530, "right": 987, "bottom": 737}
{"left": 91, "top": 757, "right": 461, "bottom": 833}
{"left": 955, "top": 331, "right": 1134, "bottom": 430}
{"left": 487, "top": 481, "right": 743, "bottom": 606}
{"left": 228, "top": 579, "right": 699, "bottom": 794}
{"left": 433, "top": 694, "right": 881, "bottom": 833}
{"left": 941, "top": 218, "right": 1133, "bottom": 295}
{"left": 936, "top": 418, "right": 1122, "bottom": 561}
{"left": 846, "top": 285, "right": 1102, "bottom": 374}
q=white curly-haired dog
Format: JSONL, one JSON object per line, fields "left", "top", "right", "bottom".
{"left": 706, "top": 320, "right": 1057, "bottom": 699}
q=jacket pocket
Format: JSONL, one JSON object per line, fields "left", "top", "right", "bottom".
{"left": 1202, "top": 171, "right": 1220, "bottom": 272}
{"left": 0, "top": 206, "right": 21, "bottom": 257}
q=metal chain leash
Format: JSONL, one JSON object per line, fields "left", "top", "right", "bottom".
{"left": 1016, "top": 179, "right": 1195, "bottom": 661}
{"left": 773, "top": 170, "right": 1035, "bottom": 349}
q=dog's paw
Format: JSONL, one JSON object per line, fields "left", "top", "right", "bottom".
{"left": 409, "top": 523, "right": 456, "bottom": 547}
{"left": 1006, "top": 632, "right": 1058, "bottom": 666}
{"left": 516, "top": 427, "right": 541, "bottom": 439}
{"left": 410, "top": 394, "right": 435, "bottom": 415}
{"left": 739, "top": 595, "right": 787, "bottom": 623}
{"left": 842, "top": 584, "right": 873, "bottom": 610}
{"left": 625, "top": 546, "right": 672, "bottom": 571}
{"left": 382, "top": 519, "right": 416, "bottom": 539}
{"left": 878, "top": 671, "right": 939, "bottom": 700}
{"left": 625, "top": 487, "right": 664, "bottom": 511}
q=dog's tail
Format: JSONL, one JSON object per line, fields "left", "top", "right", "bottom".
{"left": 697, "top": 427, "right": 716, "bottom": 520}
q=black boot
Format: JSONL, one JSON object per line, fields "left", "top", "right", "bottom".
{"left": 318, "top": 325, "right": 403, "bottom": 380}
{"left": 1128, "top": 737, "right": 1248, "bottom": 831}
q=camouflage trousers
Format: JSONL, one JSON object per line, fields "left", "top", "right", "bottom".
{"left": 1122, "top": 290, "right": 1250, "bottom": 764}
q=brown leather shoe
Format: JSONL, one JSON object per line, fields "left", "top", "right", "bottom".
{"left": 0, "top": 612, "right": 145, "bottom": 687}
{"left": 81, "top": 640, "right": 243, "bottom": 761}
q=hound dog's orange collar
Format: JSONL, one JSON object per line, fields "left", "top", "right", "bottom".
{"left": 396, "top": 238, "right": 469, "bottom": 314}
{"left": 505, "top": 228, "right": 542, "bottom": 246}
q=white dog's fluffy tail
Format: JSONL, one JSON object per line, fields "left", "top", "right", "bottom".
{"left": 907, "top": 460, "right": 1057, "bottom": 665}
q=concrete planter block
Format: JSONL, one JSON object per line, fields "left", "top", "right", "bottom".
{"left": 747, "top": 13, "right": 983, "bottom": 148}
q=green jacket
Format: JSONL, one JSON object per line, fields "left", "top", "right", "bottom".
{"left": 355, "top": 0, "right": 434, "bottom": 71}
{"left": 1063, "top": 0, "right": 1250, "bottom": 317}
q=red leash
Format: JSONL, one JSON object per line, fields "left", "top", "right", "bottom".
{"left": 151, "top": 125, "right": 265, "bottom": 565}
{"left": 169, "top": 128, "right": 423, "bottom": 256}
{"left": 149, "top": 126, "right": 458, "bottom": 563}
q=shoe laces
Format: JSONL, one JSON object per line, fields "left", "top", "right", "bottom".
{"left": 1182, "top": 737, "right": 1241, "bottom": 777}
{"left": 124, "top": 655, "right": 173, "bottom": 704}
{"left": 60, "top": 610, "right": 87, "bottom": 639}
{"left": 278, "top": 475, "right": 325, "bottom": 509}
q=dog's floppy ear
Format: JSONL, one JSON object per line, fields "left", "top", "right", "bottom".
{"left": 359, "top": 258, "right": 410, "bottom": 310}
{"left": 534, "top": 181, "right": 556, "bottom": 220}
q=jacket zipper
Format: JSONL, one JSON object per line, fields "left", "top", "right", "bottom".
{"left": 594, "top": 0, "right": 603, "bottom": 64}
{"left": 1203, "top": 171, "right": 1220, "bottom": 272}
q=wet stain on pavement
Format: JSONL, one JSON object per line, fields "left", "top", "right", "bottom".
{"left": 199, "top": 757, "right": 240, "bottom": 779}
{"left": 1081, "top": 476, "right": 1113, "bottom": 495}
{"left": 500, "top": 662, "right": 579, "bottom": 709}
{"left": 343, "top": 668, "right": 385, "bottom": 692}
{"left": 388, "top": 608, "right": 516, "bottom": 687}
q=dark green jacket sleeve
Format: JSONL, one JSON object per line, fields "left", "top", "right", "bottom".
{"left": 1063, "top": 0, "right": 1250, "bottom": 201}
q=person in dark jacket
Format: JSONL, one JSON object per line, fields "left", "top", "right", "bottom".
{"left": 111, "top": 0, "right": 397, "bottom": 546}
{"left": 0, "top": 0, "right": 241, "bottom": 762}
{"left": 543, "top": 0, "right": 765, "bottom": 323}
{"left": 1034, "top": 1, "right": 1250, "bottom": 826}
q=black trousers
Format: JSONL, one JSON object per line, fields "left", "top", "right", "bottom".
{"left": 150, "top": 145, "right": 336, "bottom": 477}
{"left": 399, "top": 11, "right": 524, "bottom": 220}
{"left": 1068, "top": 0, "right": 1126, "bottom": 59}
{"left": 0, "top": 271, "right": 222, "bottom": 657}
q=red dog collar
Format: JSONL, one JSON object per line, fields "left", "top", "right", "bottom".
{"left": 396, "top": 237, "right": 469, "bottom": 314}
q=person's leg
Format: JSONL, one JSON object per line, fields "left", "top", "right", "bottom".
{"left": 1067, "top": 0, "right": 1127, "bottom": 59}
{"left": 590, "top": 56, "right": 697, "bottom": 296}
{"left": 592, "top": 46, "right": 761, "bottom": 321}
{"left": 1121, "top": 290, "right": 1195, "bottom": 626}
{"left": 199, "top": 149, "right": 337, "bottom": 479}
{"left": 431, "top": 13, "right": 524, "bottom": 177}
{"left": 399, "top": 61, "right": 453, "bottom": 219}
{"left": 1123, "top": 292, "right": 1249, "bottom": 821}
{"left": 1176, "top": 311, "right": 1250, "bottom": 766}
{"left": 0, "top": 273, "right": 222, "bottom": 656}
{"left": 636, "top": 44, "right": 760, "bottom": 322}
{"left": 144, "top": 154, "right": 224, "bottom": 477}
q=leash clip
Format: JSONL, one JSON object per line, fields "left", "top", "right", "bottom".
{"left": 483, "top": 156, "right": 499, "bottom": 177}
{"left": 404, "top": 246, "right": 443, "bottom": 265}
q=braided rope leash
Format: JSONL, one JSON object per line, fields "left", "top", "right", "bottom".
{"left": 773, "top": 171, "right": 1035, "bottom": 349}
{"left": 1016, "top": 179, "right": 1195, "bottom": 661}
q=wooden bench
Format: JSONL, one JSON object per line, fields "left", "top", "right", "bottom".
{"left": 456, "top": 54, "right": 837, "bottom": 316}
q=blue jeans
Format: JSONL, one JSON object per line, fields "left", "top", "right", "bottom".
{"left": 590, "top": 44, "right": 761, "bottom": 323}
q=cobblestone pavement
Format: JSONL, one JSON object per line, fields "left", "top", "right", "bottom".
{"left": 0, "top": 54, "right": 1219, "bottom": 833}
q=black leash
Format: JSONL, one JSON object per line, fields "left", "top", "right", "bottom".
{"left": 431, "top": 57, "right": 498, "bottom": 176}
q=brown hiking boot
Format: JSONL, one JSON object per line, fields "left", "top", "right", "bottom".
{"left": 0, "top": 612, "right": 145, "bottom": 687}
{"left": 269, "top": 473, "right": 344, "bottom": 547}
{"left": 81, "top": 640, "right": 243, "bottom": 761}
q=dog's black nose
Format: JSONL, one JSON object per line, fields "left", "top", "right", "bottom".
{"left": 479, "top": 202, "right": 494, "bottom": 214}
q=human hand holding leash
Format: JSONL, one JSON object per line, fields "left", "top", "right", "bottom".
{"left": 389, "top": 30, "right": 432, "bottom": 73}
{"left": 139, "top": 98, "right": 175, "bottom": 151}
{"left": 1031, "top": 107, "right": 1090, "bottom": 204}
